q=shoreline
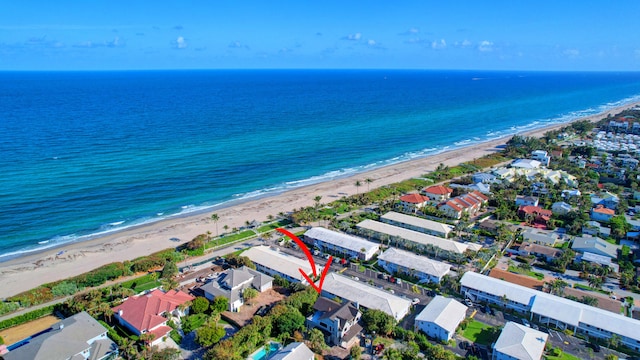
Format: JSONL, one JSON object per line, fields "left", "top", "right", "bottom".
{"left": 1, "top": 101, "right": 639, "bottom": 298}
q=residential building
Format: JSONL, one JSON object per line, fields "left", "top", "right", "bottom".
{"left": 421, "top": 185, "right": 453, "bottom": 203}
{"left": 511, "top": 159, "right": 542, "bottom": 169}
{"left": 398, "top": 193, "right": 430, "bottom": 213}
{"left": 2, "top": 311, "right": 117, "bottom": 360}
{"left": 378, "top": 248, "right": 450, "bottom": 284}
{"left": 531, "top": 150, "right": 551, "bottom": 167}
{"left": 460, "top": 272, "right": 640, "bottom": 350}
{"left": 449, "top": 182, "right": 492, "bottom": 195}
{"left": 304, "top": 227, "right": 379, "bottom": 261}
{"left": 200, "top": 266, "right": 273, "bottom": 312}
{"left": 561, "top": 189, "right": 582, "bottom": 200}
{"left": 582, "top": 221, "right": 611, "bottom": 238}
{"left": 492, "top": 322, "right": 548, "bottom": 360}
{"left": 243, "top": 246, "right": 320, "bottom": 284}
{"left": 414, "top": 296, "right": 467, "bottom": 341}
{"left": 517, "top": 206, "right": 552, "bottom": 226}
{"left": 320, "top": 272, "right": 412, "bottom": 321}
{"left": 356, "top": 219, "right": 481, "bottom": 256}
{"left": 520, "top": 228, "right": 559, "bottom": 247}
{"left": 579, "top": 252, "right": 619, "bottom": 273}
{"left": 551, "top": 201, "right": 573, "bottom": 215}
{"left": 270, "top": 342, "right": 315, "bottom": 360}
{"left": 306, "top": 297, "right": 362, "bottom": 348}
{"left": 473, "top": 172, "right": 499, "bottom": 184}
{"left": 438, "top": 191, "right": 488, "bottom": 219}
{"left": 590, "top": 192, "right": 620, "bottom": 210}
{"left": 571, "top": 235, "right": 620, "bottom": 259}
{"left": 516, "top": 195, "right": 539, "bottom": 207}
{"left": 380, "top": 211, "right": 453, "bottom": 238}
{"left": 514, "top": 243, "right": 562, "bottom": 262}
{"left": 590, "top": 205, "right": 615, "bottom": 222}
{"left": 112, "top": 289, "right": 194, "bottom": 346}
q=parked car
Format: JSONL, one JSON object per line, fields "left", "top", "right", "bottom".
{"left": 588, "top": 342, "right": 601, "bottom": 352}
{"left": 464, "top": 298, "right": 473, "bottom": 307}
{"left": 521, "top": 318, "right": 531, "bottom": 327}
{"left": 412, "top": 298, "right": 420, "bottom": 305}
{"left": 396, "top": 278, "right": 403, "bottom": 285}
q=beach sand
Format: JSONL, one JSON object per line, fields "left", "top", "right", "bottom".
{"left": 1, "top": 102, "right": 638, "bottom": 299}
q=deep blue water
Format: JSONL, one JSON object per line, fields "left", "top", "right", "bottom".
{"left": 2, "top": 69, "right": 640, "bottom": 260}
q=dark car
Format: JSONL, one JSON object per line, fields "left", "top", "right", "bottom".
{"left": 587, "top": 342, "right": 600, "bottom": 352}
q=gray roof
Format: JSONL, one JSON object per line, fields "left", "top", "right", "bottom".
{"left": 414, "top": 296, "right": 467, "bottom": 335}
{"left": 572, "top": 235, "right": 620, "bottom": 258}
{"left": 270, "top": 342, "right": 315, "bottom": 360}
{"left": 378, "top": 248, "right": 451, "bottom": 280}
{"left": 380, "top": 211, "right": 453, "bottom": 236}
{"left": 4, "top": 312, "right": 115, "bottom": 360}
{"left": 461, "top": 272, "right": 537, "bottom": 307}
{"left": 304, "top": 227, "right": 379, "bottom": 253}
{"left": 521, "top": 228, "right": 558, "bottom": 246}
{"left": 320, "top": 272, "right": 412, "bottom": 321}
{"left": 200, "top": 266, "right": 273, "bottom": 303}
{"left": 243, "top": 246, "right": 319, "bottom": 281}
{"left": 493, "top": 322, "right": 548, "bottom": 360}
{"left": 357, "top": 219, "right": 476, "bottom": 254}
{"left": 313, "top": 297, "right": 360, "bottom": 323}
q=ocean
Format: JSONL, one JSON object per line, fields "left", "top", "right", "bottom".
{"left": 2, "top": 69, "right": 640, "bottom": 260}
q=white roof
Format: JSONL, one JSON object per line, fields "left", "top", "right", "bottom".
{"left": 357, "top": 220, "right": 475, "bottom": 254}
{"left": 493, "top": 322, "right": 548, "bottom": 360}
{"left": 415, "top": 296, "right": 467, "bottom": 334}
{"left": 380, "top": 212, "right": 453, "bottom": 236}
{"left": 243, "top": 246, "right": 319, "bottom": 281}
{"left": 270, "top": 342, "right": 314, "bottom": 360}
{"left": 320, "top": 272, "right": 412, "bottom": 321}
{"left": 304, "top": 227, "right": 379, "bottom": 253}
{"left": 378, "top": 248, "right": 451, "bottom": 279}
{"left": 461, "top": 272, "right": 537, "bottom": 306}
{"left": 511, "top": 159, "right": 542, "bottom": 169}
{"left": 572, "top": 235, "right": 620, "bottom": 258}
{"left": 464, "top": 272, "right": 640, "bottom": 342}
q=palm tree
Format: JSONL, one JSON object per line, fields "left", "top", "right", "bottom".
{"left": 588, "top": 275, "right": 603, "bottom": 290}
{"left": 119, "top": 337, "right": 138, "bottom": 360}
{"left": 211, "top": 213, "right": 220, "bottom": 237}
{"left": 313, "top": 195, "right": 322, "bottom": 211}
{"left": 355, "top": 180, "right": 362, "bottom": 195}
{"left": 365, "top": 178, "right": 374, "bottom": 192}
{"left": 223, "top": 224, "right": 229, "bottom": 234}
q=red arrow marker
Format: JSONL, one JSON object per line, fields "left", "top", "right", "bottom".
{"left": 276, "top": 228, "right": 332, "bottom": 294}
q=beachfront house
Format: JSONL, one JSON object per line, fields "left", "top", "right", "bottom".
{"left": 320, "top": 272, "right": 412, "bottom": 321}
{"left": 200, "top": 266, "right": 273, "bottom": 312}
{"left": 511, "top": 159, "right": 542, "bottom": 169}
{"left": 421, "top": 185, "right": 453, "bottom": 203}
{"left": 380, "top": 211, "right": 453, "bottom": 238}
{"left": 414, "top": 296, "right": 467, "bottom": 342}
{"left": 492, "top": 322, "right": 548, "bottom": 360}
{"left": 531, "top": 150, "right": 551, "bottom": 167}
{"left": 437, "top": 191, "right": 488, "bottom": 219}
{"left": 398, "top": 193, "right": 430, "bottom": 213}
{"left": 306, "top": 297, "right": 362, "bottom": 348}
{"left": 2, "top": 311, "right": 117, "bottom": 360}
{"left": 377, "top": 247, "right": 451, "bottom": 284}
{"left": 112, "top": 289, "right": 194, "bottom": 346}
{"left": 304, "top": 227, "right": 379, "bottom": 261}
{"left": 243, "top": 245, "right": 320, "bottom": 284}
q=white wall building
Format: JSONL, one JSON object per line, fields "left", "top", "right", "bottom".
{"left": 414, "top": 296, "right": 467, "bottom": 341}
{"left": 243, "top": 246, "right": 320, "bottom": 284}
{"left": 304, "top": 227, "right": 379, "bottom": 261}
{"left": 380, "top": 211, "right": 453, "bottom": 238}
{"left": 378, "top": 248, "right": 451, "bottom": 284}
{"left": 492, "top": 322, "right": 548, "bottom": 360}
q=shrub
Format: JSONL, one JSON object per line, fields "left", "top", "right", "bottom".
{"left": 169, "top": 329, "right": 183, "bottom": 345}
{"left": 192, "top": 297, "right": 211, "bottom": 314}
{"left": 0, "top": 305, "right": 55, "bottom": 330}
{"left": 0, "top": 301, "right": 21, "bottom": 316}
{"left": 51, "top": 281, "right": 81, "bottom": 297}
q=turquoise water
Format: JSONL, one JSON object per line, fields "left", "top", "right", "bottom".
{"left": 248, "top": 342, "right": 281, "bottom": 360}
{"left": 2, "top": 70, "right": 640, "bottom": 260}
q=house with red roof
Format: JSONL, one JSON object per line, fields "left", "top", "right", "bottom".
{"left": 438, "top": 191, "right": 488, "bottom": 219}
{"left": 590, "top": 205, "right": 616, "bottom": 222}
{"left": 517, "top": 205, "right": 553, "bottom": 226}
{"left": 421, "top": 185, "right": 453, "bottom": 203}
{"left": 398, "top": 193, "right": 430, "bottom": 213}
{"left": 112, "top": 289, "right": 194, "bottom": 346}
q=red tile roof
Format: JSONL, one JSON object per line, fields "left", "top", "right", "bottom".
{"left": 593, "top": 205, "right": 615, "bottom": 216}
{"left": 399, "top": 193, "right": 430, "bottom": 204}
{"left": 423, "top": 185, "right": 453, "bottom": 195}
{"left": 113, "top": 289, "right": 194, "bottom": 333}
{"left": 518, "top": 205, "right": 552, "bottom": 216}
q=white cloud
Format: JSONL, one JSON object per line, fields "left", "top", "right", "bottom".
{"left": 174, "top": 36, "right": 187, "bottom": 49}
{"left": 563, "top": 48, "right": 580, "bottom": 57}
{"left": 367, "top": 39, "right": 376, "bottom": 46}
{"left": 478, "top": 40, "right": 494, "bottom": 52}
{"left": 399, "top": 27, "right": 420, "bottom": 35}
{"left": 431, "top": 39, "right": 446, "bottom": 50}
{"left": 454, "top": 39, "right": 472, "bottom": 48}
{"left": 106, "top": 36, "right": 122, "bottom": 48}
{"left": 228, "top": 41, "right": 249, "bottom": 49}
{"left": 342, "top": 32, "right": 362, "bottom": 41}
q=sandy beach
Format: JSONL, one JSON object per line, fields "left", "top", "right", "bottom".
{"left": 1, "top": 102, "right": 638, "bottom": 299}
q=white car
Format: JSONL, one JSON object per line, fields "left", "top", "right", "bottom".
{"left": 412, "top": 298, "right": 420, "bottom": 305}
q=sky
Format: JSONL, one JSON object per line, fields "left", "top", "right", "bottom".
{"left": 1, "top": 1, "right": 639, "bottom": 71}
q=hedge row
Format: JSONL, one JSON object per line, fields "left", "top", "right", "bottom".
{"left": 0, "top": 305, "right": 56, "bottom": 330}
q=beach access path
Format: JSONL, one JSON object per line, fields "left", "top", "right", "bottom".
{"left": 1, "top": 101, "right": 639, "bottom": 299}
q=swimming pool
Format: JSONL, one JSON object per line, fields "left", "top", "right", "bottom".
{"left": 247, "top": 342, "right": 280, "bottom": 360}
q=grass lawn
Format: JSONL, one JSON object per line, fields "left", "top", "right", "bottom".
{"left": 120, "top": 273, "right": 162, "bottom": 293}
{"left": 507, "top": 265, "right": 545, "bottom": 280}
{"left": 462, "top": 320, "right": 495, "bottom": 345}
{"left": 545, "top": 352, "right": 581, "bottom": 360}
{"left": 256, "top": 219, "right": 291, "bottom": 233}
{"left": 208, "top": 230, "right": 256, "bottom": 249}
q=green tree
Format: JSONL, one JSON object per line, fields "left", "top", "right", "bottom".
{"left": 161, "top": 261, "right": 178, "bottom": 279}
{"left": 610, "top": 215, "right": 630, "bottom": 239}
{"left": 243, "top": 288, "right": 259, "bottom": 303}
{"left": 196, "top": 324, "right": 226, "bottom": 347}
{"left": 362, "top": 309, "right": 396, "bottom": 336}
{"left": 273, "top": 307, "right": 305, "bottom": 335}
{"left": 192, "top": 296, "right": 211, "bottom": 314}
{"left": 350, "top": 344, "right": 362, "bottom": 360}
{"left": 355, "top": 180, "right": 362, "bottom": 195}
{"left": 211, "top": 213, "right": 220, "bottom": 237}
{"left": 308, "top": 328, "right": 327, "bottom": 353}
{"left": 211, "top": 296, "right": 229, "bottom": 313}
{"left": 150, "top": 348, "right": 181, "bottom": 360}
